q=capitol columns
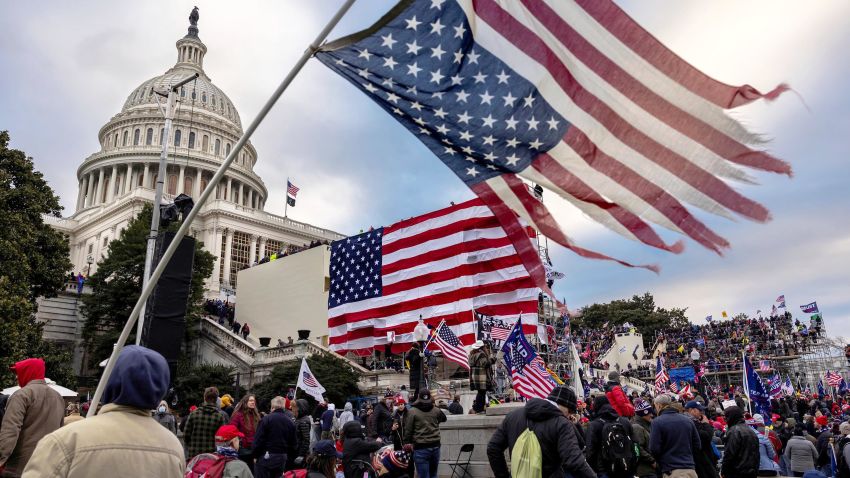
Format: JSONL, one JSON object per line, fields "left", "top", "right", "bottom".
{"left": 206, "top": 226, "right": 222, "bottom": 287}
{"left": 142, "top": 163, "right": 150, "bottom": 189}
{"left": 107, "top": 165, "right": 118, "bottom": 203}
{"left": 177, "top": 165, "right": 186, "bottom": 195}
{"left": 226, "top": 177, "right": 233, "bottom": 202}
{"left": 76, "top": 176, "right": 88, "bottom": 210}
{"left": 194, "top": 168, "right": 202, "bottom": 199}
{"left": 222, "top": 228, "right": 234, "bottom": 286}
{"left": 95, "top": 168, "right": 106, "bottom": 205}
{"left": 247, "top": 189, "right": 254, "bottom": 209}
{"left": 85, "top": 171, "right": 95, "bottom": 207}
{"left": 124, "top": 163, "right": 133, "bottom": 195}
{"left": 238, "top": 182, "right": 244, "bottom": 207}
{"left": 248, "top": 234, "right": 258, "bottom": 265}
{"left": 258, "top": 236, "right": 267, "bottom": 261}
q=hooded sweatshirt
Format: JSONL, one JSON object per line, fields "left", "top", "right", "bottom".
{"left": 0, "top": 358, "right": 65, "bottom": 475}
{"left": 294, "top": 399, "right": 313, "bottom": 458}
{"left": 342, "top": 421, "right": 383, "bottom": 477}
{"left": 102, "top": 345, "right": 170, "bottom": 409}
{"left": 338, "top": 402, "right": 355, "bottom": 430}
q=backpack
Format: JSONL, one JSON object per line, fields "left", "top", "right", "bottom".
{"left": 837, "top": 437, "right": 850, "bottom": 478}
{"left": 598, "top": 419, "right": 638, "bottom": 477}
{"left": 511, "top": 421, "right": 543, "bottom": 478}
{"left": 185, "top": 454, "right": 231, "bottom": 478}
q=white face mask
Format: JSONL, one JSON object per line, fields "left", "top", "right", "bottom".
{"left": 158, "top": 406, "right": 166, "bottom": 413}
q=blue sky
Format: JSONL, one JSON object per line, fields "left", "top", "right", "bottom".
{"left": 2, "top": 1, "right": 848, "bottom": 339}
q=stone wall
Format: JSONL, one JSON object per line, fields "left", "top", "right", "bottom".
{"left": 435, "top": 403, "right": 521, "bottom": 477}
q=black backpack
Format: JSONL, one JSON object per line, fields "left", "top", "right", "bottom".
{"left": 837, "top": 436, "right": 850, "bottom": 478}
{"left": 599, "top": 418, "right": 639, "bottom": 477}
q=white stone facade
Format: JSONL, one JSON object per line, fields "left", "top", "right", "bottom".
{"left": 49, "top": 16, "right": 343, "bottom": 295}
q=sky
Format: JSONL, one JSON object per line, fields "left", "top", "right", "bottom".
{"left": 2, "top": 1, "right": 849, "bottom": 339}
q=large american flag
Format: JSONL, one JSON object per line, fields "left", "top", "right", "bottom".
{"left": 825, "top": 370, "right": 843, "bottom": 388}
{"left": 654, "top": 356, "right": 668, "bottom": 393}
{"left": 433, "top": 322, "right": 470, "bottom": 369}
{"left": 502, "top": 320, "right": 555, "bottom": 398}
{"left": 316, "top": 0, "right": 789, "bottom": 285}
{"left": 327, "top": 199, "right": 539, "bottom": 355}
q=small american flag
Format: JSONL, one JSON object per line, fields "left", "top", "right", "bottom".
{"left": 489, "top": 325, "right": 511, "bottom": 341}
{"left": 825, "top": 371, "right": 843, "bottom": 388}
{"left": 302, "top": 371, "right": 319, "bottom": 388}
{"left": 433, "top": 321, "right": 470, "bottom": 370}
{"left": 287, "top": 180, "right": 300, "bottom": 197}
{"left": 316, "top": 0, "right": 790, "bottom": 285}
{"left": 759, "top": 360, "right": 771, "bottom": 372}
{"left": 654, "top": 356, "right": 668, "bottom": 393}
{"left": 669, "top": 381, "right": 679, "bottom": 394}
{"left": 775, "top": 294, "right": 785, "bottom": 303}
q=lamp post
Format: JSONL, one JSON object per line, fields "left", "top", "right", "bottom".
{"left": 86, "top": 255, "right": 94, "bottom": 276}
{"left": 413, "top": 317, "right": 429, "bottom": 395}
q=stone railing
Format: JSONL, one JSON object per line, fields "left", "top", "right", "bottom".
{"left": 200, "top": 318, "right": 258, "bottom": 365}
{"left": 202, "top": 200, "right": 344, "bottom": 240}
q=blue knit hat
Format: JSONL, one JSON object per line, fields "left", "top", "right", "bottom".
{"left": 635, "top": 399, "right": 653, "bottom": 416}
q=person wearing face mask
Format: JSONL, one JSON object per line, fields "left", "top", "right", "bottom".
{"left": 373, "top": 392, "right": 395, "bottom": 442}
{"left": 153, "top": 400, "right": 177, "bottom": 436}
{"left": 391, "top": 397, "right": 409, "bottom": 450}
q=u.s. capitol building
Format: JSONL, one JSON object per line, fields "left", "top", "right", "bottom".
{"left": 47, "top": 12, "right": 343, "bottom": 296}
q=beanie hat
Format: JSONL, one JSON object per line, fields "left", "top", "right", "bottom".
{"left": 816, "top": 415, "right": 828, "bottom": 427}
{"left": 381, "top": 449, "right": 411, "bottom": 473}
{"left": 608, "top": 371, "right": 620, "bottom": 382}
{"left": 546, "top": 386, "right": 578, "bottom": 412}
{"left": 635, "top": 399, "right": 652, "bottom": 416}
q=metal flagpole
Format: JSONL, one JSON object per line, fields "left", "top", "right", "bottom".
{"left": 284, "top": 176, "right": 289, "bottom": 217}
{"left": 136, "top": 72, "right": 199, "bottom": 345}
{"left": 87, "top": 0, "right": 359, "bottom": 417}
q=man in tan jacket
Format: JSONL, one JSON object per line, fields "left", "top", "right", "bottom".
{"left": 22, "top": 346, "right": 184, "bottom": 478}
{"left": 0, "top": 358, "right": 64, "bottom": 477}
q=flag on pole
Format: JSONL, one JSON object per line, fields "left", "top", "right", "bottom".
{"left": 669, "top": 381, "right": 679, "bottom": 394}
{"left": 433, "top": 321, "right": 470, "bottom": 369}
{"left": 771, "top": 304, "right": 778, "bottom": 316}
{"left": 721, "top": 311, "right": 728, "bottom": 318}
{"left": 327, "top": 199, "right": 540, "bottom": 355}
{"left": 286, "top": 180, "right": 299, "bottom": 207}
{"left": 840, "top": 379, "right": 848, "bottom": 394}
{"left": 743, "top": 354, "right": 772, "bottom": 424}
{"left": 781, "top": 376, "right": 795, "bottom": 397}
{"left": 800, "top": 302, "right": 819, "bottom": 314}
{"left": 758, "top": 360, "right": 771, "bottom": 372}
{"left": 705, "top": 315, "right": 713, "bottom": 323}
{"left": 818, "top": 380, "right": 826, "bottom": 397}
{"left": 825, "top": 370, "right": 842, "bottom": 388}
{"left": 769, "top": 374, "right": 782, "bottom": 399}
{"left": 296, "top": 358, "right": 326, "bottom": 402}
{"left": 502, "top": 320, "right": 556, "bottom": 399}
{"left": 654, "top": 356, "right": 668, "bottom": 394}
{"left": 571, "top": 340, "right": 584, "bottom": 399}
{"left": 775, "top": 294, "right": 786, "bottom": 308}
{"left": 315, "top": 0, "right": 790, "bottom": 282}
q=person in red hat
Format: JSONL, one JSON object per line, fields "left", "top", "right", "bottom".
{"left": 391, "top": 397, "right": 409, "bottom": 450}
{"left": 185, "top": 424, "right": 252, "bottom": 478}
{"left": 0, "top": 358, "right": 64, "bottom": 476}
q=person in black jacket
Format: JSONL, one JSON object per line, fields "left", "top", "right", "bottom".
{"left": 293, "top": 399, "right": 313, "bottom": 467}
{"left": 341, "top": 420, "right": 384, "bottom": 478}
{"left": 253, "top": 396, "right": 297, "bottom": 478}
{"left": 372, "top": 392, "right": 395, "bottom": 442}
{"left": 722, "top": 406, "right": 760, "bottom": 478}
{"left": 487, "top": 385, "right": 595, "bottom": 478}
{"left": 408, "top": 342, "right": 423, "bottom": 398}
{"left": 684, "top": 401, "right": 719, "bottom": 478}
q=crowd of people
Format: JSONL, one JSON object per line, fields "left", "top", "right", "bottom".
{"left": 488, "top": 370, "right": 850, "bottom": 478}
{"left": 255, "top": 240, "right": 330, "bottom": 266}
{"left": 656, "top": 313, "right": 825, "bottom": 372}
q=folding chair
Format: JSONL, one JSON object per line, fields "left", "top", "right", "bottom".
{"left": 449, "top": 443, "right": 474, "bottom": 478}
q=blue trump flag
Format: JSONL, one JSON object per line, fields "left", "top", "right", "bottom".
{"left": 818, "top": 380, "right": 826, "bottom": 397}
{"left": 743, "top": 354, "right": 772, "bottom": 424}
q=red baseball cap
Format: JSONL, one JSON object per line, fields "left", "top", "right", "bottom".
{"left": 215, "top": 424, "right": 245, "bottom": 442}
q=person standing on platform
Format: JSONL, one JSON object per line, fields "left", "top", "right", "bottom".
{"left": 468, "top": 341, "right": 494, "bottom": 415}
{"left": 0, "top": 358, "right": 64, "bottom": 476}
{"left": 407, "top": 342, "right": 423, "bottom": 399}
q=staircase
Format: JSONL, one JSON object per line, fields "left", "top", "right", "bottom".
{"left": 36, "top": 291, "right": 83, "bottom": 343}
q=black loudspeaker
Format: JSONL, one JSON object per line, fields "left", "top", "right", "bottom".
{"left": 141, "top": 232, "right": 196, "bottom": 382}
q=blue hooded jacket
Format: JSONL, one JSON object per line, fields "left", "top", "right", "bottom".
{"left": 102, "top": 345, "right": 170, "bottom": 410}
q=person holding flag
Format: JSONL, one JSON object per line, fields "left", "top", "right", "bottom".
{"left": 468, "top": 340, "right": 495, "bottom": 415}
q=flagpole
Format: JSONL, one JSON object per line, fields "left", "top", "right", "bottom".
{"left": 86, "top": 0, "right": 359, "bottom": 418}
{"left": 284, "top": 176, "right": 289, "bottom": 218}
{"left": 742, "top": 351, "right": 753, "bottom": 415}
{"left": 423, "top": 319, "right": 447, "bottom": 350}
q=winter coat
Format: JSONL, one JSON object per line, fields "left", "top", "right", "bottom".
{"left": 692, "top": 419, "right": 720, "bottom": 478}
{"left": 631, "top": 416, "right": 656, "bottom": 478}
{"left": 153, "top": 411, "right": 178, "bottom": 436}
{"left": 341, "top": 421, "right": 383, "bottom": 478}
{"left": 585, "top": 402, "right": 631, "bottom": 473}
{"left": 372, "top": 402, "right": 393, "bottom": 440}
{"left": 294, "top": 399, "right": 313, "bottom": 459}
{"left": 487, "top": 398, "right": 596, "bottom": 478}
{"left": 816, "top": 430, "right": 833, "bottom": 467}
{"left": 448, "top": 400, "right": 463, "bottom": 415}
{"left": 230, "top": 408, "right": 260, "bottom": 449}
{"left": 337, "top": 403, "right": 355, "bottom": 430}
{"left": 391, "top": 409, "right": 409, "bottom": 450}
{"left": 252, "top": 409, "right": 297, "bottom": 457}
{"left": 0, "top": 359, "right": 65, "bottom": 475}
{"left": 649, "top": 407, "right": 701, "bottom": 474}
{"left": 403, "top": 397, "right": 446, "bottom": 449}
{"left": 22, "top": 404, "right": 185, "bottom": 478}
{"left": 185, "top": 452, "right": 253, "bottom": 478}
{"left": 783, "top": 435, "right": 819, "bottom": 473}
{"left": 408, "top": 347, "right": 422, "bottom": 390}
{"left": 184, "top": 404, "right": 228, "bottom": 458}
{"left": 757, "top": 432, "right": 779, "bottom": 473}
{"left": 721, "top": 416, "right": 759, "bottom": 478}
{"left": 605, "top": 385, "right": 635, "bottom": 417}
{"left": 468, "top": 348, "right": 494, "bottom": 391}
